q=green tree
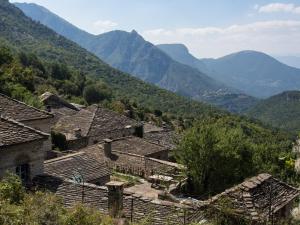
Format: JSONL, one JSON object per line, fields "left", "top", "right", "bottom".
{"left": 50, "top": 63, "right": 71, "bottom": 80}
{"left": 83, "top": 83, "right": 112, "bottom": 104}
{"left": 175, "top": 116, "right": 294, "bottom": 195}
{"left": 0, "top": 46, "right": 13, "bottom": 65}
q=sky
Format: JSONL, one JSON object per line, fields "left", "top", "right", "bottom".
{"left": 10, "top": 0, "right": 300, "bottom": 58}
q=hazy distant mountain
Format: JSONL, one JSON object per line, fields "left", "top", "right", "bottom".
{"left": 202, "top": 51, "right": 300, "bottom": 98}
{"left": 16, "top": 2, "right": 252, "bottom": 112}
{"left": 275, "top": 56, "right": 300, "bottom": 69}
{"left": 157, "top": 43, "right": 300, "bottom": 98}
{"left": 246, "top": 91, "right": 300, "bottom": 133}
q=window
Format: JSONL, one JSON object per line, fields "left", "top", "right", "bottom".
{"left": 16, "top": 164, "right": 30, "bottom": 182}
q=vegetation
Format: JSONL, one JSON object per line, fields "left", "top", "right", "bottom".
{"left": 246, "top": 91, "right": 300, "bottom": 133}
{"left": 175, "top": 115, "right": 297, "bottom": 196}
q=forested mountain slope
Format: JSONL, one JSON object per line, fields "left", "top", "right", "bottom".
{"left": 0, "top": 0, "right": 223, "bottom": 118}
{"left": 247, "top": 91, "right": 300, "bottom": 133}
{"left": 15, "top": 2, "right": 253, "bottom": 112}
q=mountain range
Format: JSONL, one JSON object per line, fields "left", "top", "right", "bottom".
{"left": 15, "top": 2, "right": 261, "bottom": 113}
{"left": 158, "top": 44, "right": 300, "bottom": 98}
{"left": 0, "top": 0, "right": 223, "bottom": 119}
{"left": 12, "top": 2, "right": 300, "bottom": 129}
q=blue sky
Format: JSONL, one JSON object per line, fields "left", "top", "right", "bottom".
{"left": 10, "top": 0, "right": 300, "bottom": 58}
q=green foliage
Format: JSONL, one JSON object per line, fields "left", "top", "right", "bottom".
{"left": 50, "top": 63, "right": 71, "bottom": 80}
{"left": 175, "top": 115, "right": 297, "bottom": 195}
{"left": 83, "top": 83, "right": 112, "bottom": 104}
{"left": 61, "top": 204, "right": 113, "bottom": 225}
{"left": 0, "top": 173, "right": 24, "bottom": 204}
{"left": 0, "top": 46, "right": 13, "bottom": 65}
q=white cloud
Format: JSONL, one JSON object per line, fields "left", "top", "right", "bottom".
{"left": 142, "top": 20, "right": 300, "bottom": 58}
{"left": 258, "top": 3, "right": 300, "bottom": 14}
{"left": 92, "top": 20, "right": 118, "bottom": 34}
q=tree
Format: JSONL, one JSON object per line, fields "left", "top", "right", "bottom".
{"left": 83, "top": 83, "right": 112, "bottom": 104}
{"left": 0, "top": 46, "right": 13, "bottom": 66}
{"left": 50, "top": 63, "right": 71, "bottom": 80}
{"left": 175, "top": 116, "right": 294, "bottom": 196}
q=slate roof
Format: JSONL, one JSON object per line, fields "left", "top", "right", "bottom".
{"left": 109, "top": 136, "right": 168, "bottom": 156}
{"left": 0, "top": 93, "right": 53, "bottom": 122}
{"left": 144, "top": 130, "right": 177, "bottom": 150}
{"left": 53, "top": 105, "right": 141, "bottom": 141}
{"left": 40, "top": 92, "right": 79, "bottom": 111}
{"left": 209, "top": 173, "right": 300, "bottom": 222}
{"left": 0, "top": 116, "right": 49, "bottom": 148}
{"left": 33, "top": 176, "right": 202, "bottom": 224}
{"left": 44, "top": 151, "right": 111, "bottom": 183}
{"left": 87, "top": 105, "right": 141, "bottom": 137}
{"left": 53, "top": 109, "right": 94, "bottom": 140}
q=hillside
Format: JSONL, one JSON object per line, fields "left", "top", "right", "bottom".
{"left": 15, "top": 2, "right": 245, "bottom": 108}
{"left": 247, "top": 91, "right": 300, "bottom": 133}
{"left": 202, "top": 51, "right": 300, "bottom": 98}
{"left": 0, "top": 0, "right": 224, "bottom": 119}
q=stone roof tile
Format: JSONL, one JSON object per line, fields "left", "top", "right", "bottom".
{"left": 210, "top": 174, "right": 300, "bottom": 222}
{"left": 0, "top": 116, "right": 49, "bottom": 147}
{"left": 0, "top": 93, "right": 53, "bottom": 122}
{"left": 44, "top": 151, "right": 110, "bottom": 183}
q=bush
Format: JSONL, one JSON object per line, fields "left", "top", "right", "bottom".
{"left": 0, "top": 173, "right": 25, "bottom": 204}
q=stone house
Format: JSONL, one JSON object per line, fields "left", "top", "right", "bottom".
{"left": 53, "top": 105, "right": 143, "bottom": 150}
{"left": 0, "top": 93, "right": 54, "bottom": 152}
{"left": 39, "top": 92, "right": 80, "bottom": 120}
{"left": 0, "top": 116, "right": 49, "bottom": 183}
{"left": 209, "top": 173, "right": 300, "bottom": 223}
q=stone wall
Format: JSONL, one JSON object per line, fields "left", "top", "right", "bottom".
{"left": 23, "top": 118, "right": 53, "bottom": 154}
{"left": 106, "top": 151, "right": 182, "bottom": 178}
{"left": 0, "top": 140, "right": 46, "bottom": 180}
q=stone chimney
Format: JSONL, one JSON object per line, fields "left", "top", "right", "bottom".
{"left": 74, "top": 128, "right": 81, "bottom": 138}
{"left": 106, "top": 181, "right": 125, "bottom": 218}
{"left": 104, "top": 139, "right": 112, "bottom": 157}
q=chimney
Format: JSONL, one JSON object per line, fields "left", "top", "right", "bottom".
{"left": 103, "top": 139, "right": 112, "bottom": 157}
{"left": 106, "top": 181, "right": 125, "bottom": 218}
{"left": 74, "top": 128, "right": 81, "bottom": 138}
